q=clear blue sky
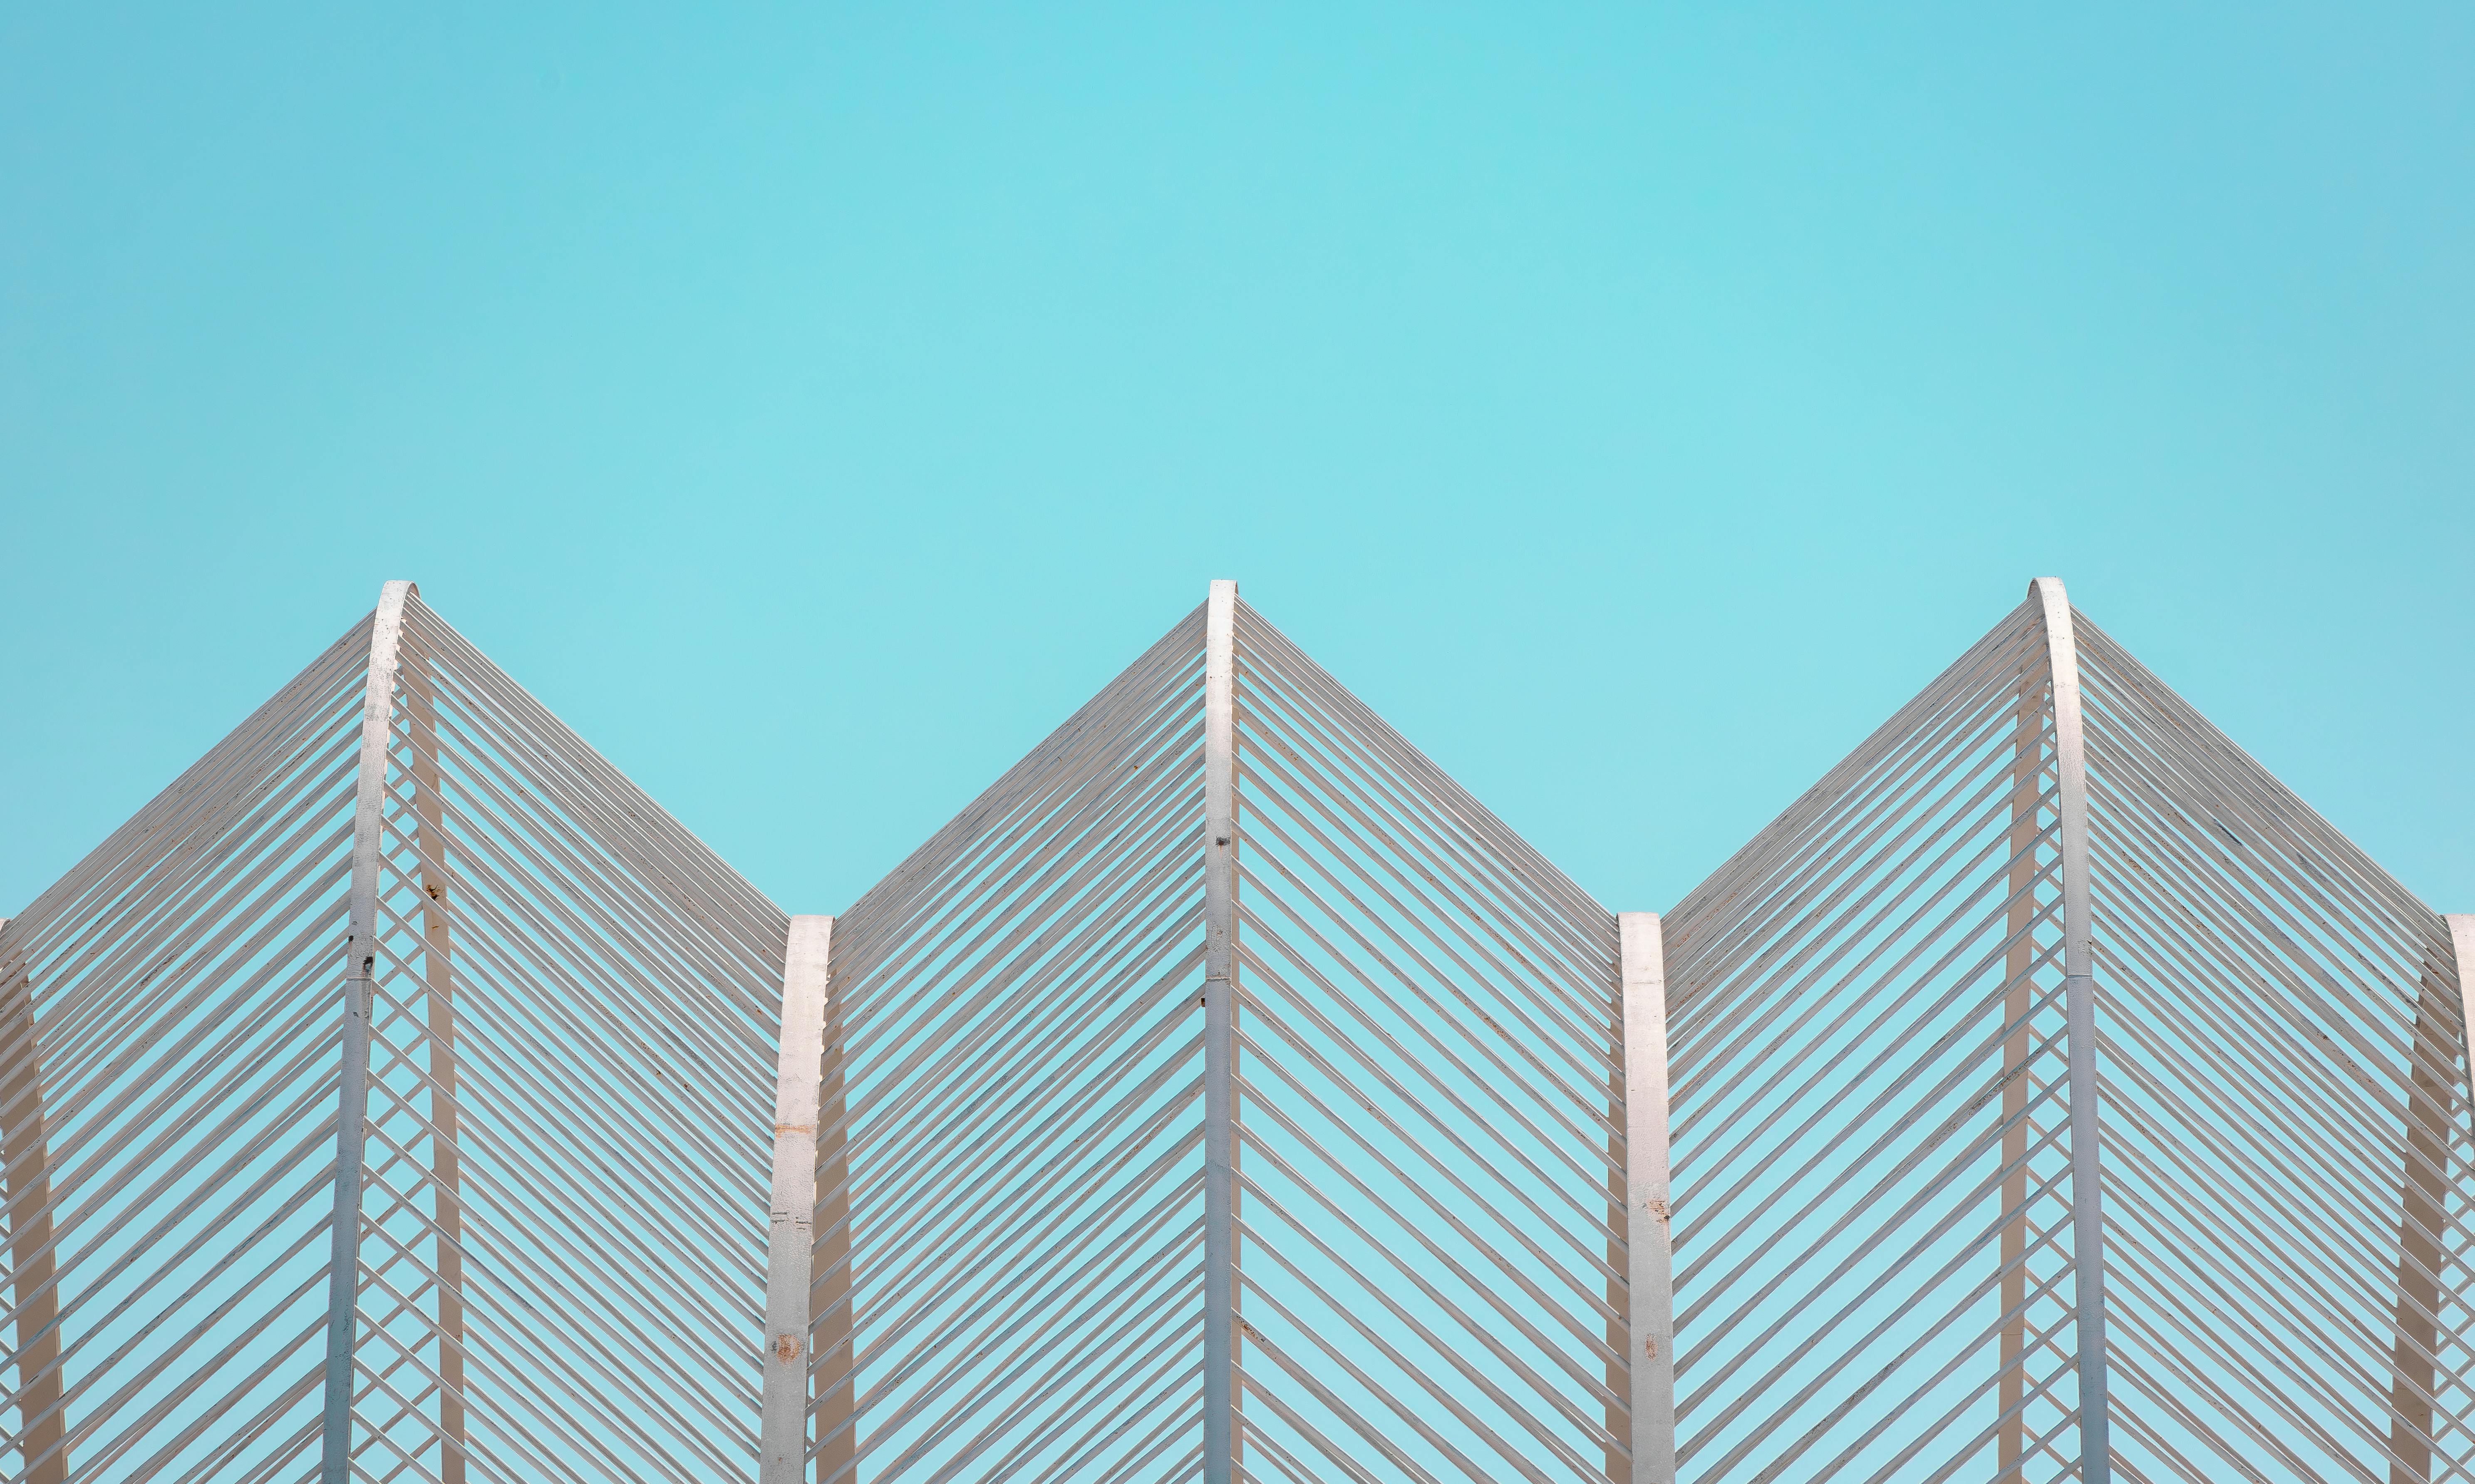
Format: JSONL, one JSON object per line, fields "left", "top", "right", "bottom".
{"left": 4, "top": 2, "right": 2468, "bottom": 922}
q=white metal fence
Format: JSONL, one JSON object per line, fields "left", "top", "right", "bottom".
{"left": 3, "top": 577, "right": 2464, "bottom": 1483}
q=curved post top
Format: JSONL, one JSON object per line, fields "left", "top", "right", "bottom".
{"left": 365, "top": 582, "right": 420, "bottom": 689}
{"left": 2026, "top": 575, "right": 2088, "bottom": 984}
{"left": 349, "top": 583, "right": 422, "bottom": 962}
{"left": 325, "top": 577, "right": 425, "bottom": 1482}
{"left": 374, "top": 580, "right": 421, "bottom": 642}
{"left": 2027, "top": 576, "right": 2074, "bottom": 649}
{"left": 2028, "top": 576, "right": 2110, "bottom": 1481}
{"left": 360, "top": 580, "right": 420, "bottom": 732}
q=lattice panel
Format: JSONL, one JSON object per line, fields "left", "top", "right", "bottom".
{"left": 1, "top": 587, "right": 786, "bottom": 1484}
{"left": 12, "top": 574, "right": 2473, "bottom": 1484}
{"left": 1, "top": 620, "right": 371, "bottom": 1482}
{"left": 1228, "top": 601, "right": 1624, "bottom": 1484}
{"left": 797, "top": 594, "right": 1627, "bottom": 1484}
{"left": 345, "top": 594, "right": 786, "bottom": 1482}
{"left": 812, "top": 607, "right": 1210, "bottom": 1483}
{"left": 2075, "top": 616, "right": 2475, "bottom": 1483}
{"left": 1664, "top": 595, "right": 2087, "bottom": 1483}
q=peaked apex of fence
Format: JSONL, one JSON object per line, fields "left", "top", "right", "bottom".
{"left": 836, "top": 577, "right": 1605, "bottom": 930}
{"left": 795, "top": 576, "right": 1635, "bottom": 1484}
{"left": 1662, "top": 572, "right": 2464, "bottom": 1484}
{"left": 2, "top": 578, "right": 788, "bottom": 1484}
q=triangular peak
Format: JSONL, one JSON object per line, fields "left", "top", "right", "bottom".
{"left": 1664, "top": 577, "right": 2465, "bottom": 1483}
{"left": 0, "top": 582, "right": 785, "bottom": 1482}
{"left": 809, "top": 581, "right": 1625, "bottom": 1482}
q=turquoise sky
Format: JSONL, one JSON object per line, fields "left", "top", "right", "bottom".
{"left": 4, "top": 2, "right": 2468, "bottom": 920}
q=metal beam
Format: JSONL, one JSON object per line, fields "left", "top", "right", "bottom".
{"left": 1998, "top": 642, "right": 2043, "bottom": 1476}
{"left": 1203, "top": 577, "right": 1240, "bottom": 1484}
{"left": 321, "top": 578, "right": 416, "bottom": 1484}
{"left": 2032, "top": 575, "right": 2111, "bottom": 1482}
{"left": 2392, "top": 914, "right": 2475, "bottom": 1482}
{"left": 813, "top": 976, "right": 854, "bottom": 1484}
{"left": 1620, "top": 912, "right": 1676, "bottom": 1484}
{"left": 0, "top": 917, "right": 65, "bottom": 1484}
{"left": 1604, "top": 964, "right": 1628, "bottom": 1484}
{"left": 2388, "top": 932, "right": 2455, "bottom": 1484}
{"left": 2450, "top": 916, "right": 2475, "bottom": 1088}
{"left": 763, "top": 914, "right": 836, "bottom": 1484}
{"left": 402, "top": 641, "right": 469, "bottom": 1484}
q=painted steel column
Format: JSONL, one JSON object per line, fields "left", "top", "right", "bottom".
{"left": 2032, "top": 575, "right": 2110, "bottom": 1483}
{"left": 0, "top": 918, "right": 67, "bottom": 1484}
{"left": 402, "top": 651, "right": 468, "bottom": 1484}
{"left": 1619, "top": 913, "right": 1676, "bottom": 1484}
{"left": 1997, "top": 651, "right": 2043, "bottom": 1475}
{"left": 762, "top": 916, "right": 836, "bottom": 1484}
{"left": 2391, "top": 912, "right": 2475, "bottom": 1484}
{"left": 1203, "top": 578, "right": 1240, "bottom": 1484}
{"left": 2387, "top": 927, "right": 2457, "bottom": 1484}
{"left": 813, "top": 997, "right": 854, "bottom": 1484}
{"left": 321, "top": 579, "right": 416, "bottom": 1484}
{"left": 2449, "top": 918, "right": 2475, "bottom": 1088}
{"left": 2383, "top": 914, "right": 2475, "bottom": 1482}
{"left": 1602, "top": 969, "right": 1628, "bottom": 1484}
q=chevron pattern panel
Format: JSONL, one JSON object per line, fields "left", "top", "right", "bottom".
{"left": 2, "top": 617, "right": 373, "bottom": 1482}
{"left": 1223, "top": 599, "right": 1623, "bottom": 1484}
{"left": 2074, "top": 617, "right": 2471, "bottom": 1481}
{"left": 803, "top": 605, "right": 1210, "bottom": 1484}
{"left": 2, "top": 584, "right": 784, "bottom": 1484}
{"left": 5, "top": 577, "right": 2466, "bottom": 1484}
{"left": 1662, "top": 592, "right": 2086, "bottom": 1483}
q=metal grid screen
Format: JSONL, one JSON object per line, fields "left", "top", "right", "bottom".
{"left": 2074, "top": 615, "right": 2473, "bottom": 1482}
{"left": 806, "top": 605, "right": 1210, "bottom": 1483}
{"left": 1225, "top": 600, "right": 1623, "bottom": 1484}
{"left": 6, "top": 576, "right": 2468, "bottom": 1484}
{"left": 2, "top": 619, "right": 372, "bottom": 1481}
{"left": 355, "top": 592, "right": 786, "bottom": 1482}
{"left": 1661, "top": 595, "right": 2086, "bottom": 1483}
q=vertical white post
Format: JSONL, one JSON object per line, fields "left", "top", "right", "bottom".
{"left": 762, "top": 915, "right": 837, "bottom": 1484}
{"left": 2445, "top": 910, "right": 2475, "bottom": 1467}
{"left": 2033, "top": 576, "right": 2110, "bottom": 1483}
{"left": 2388, "top": 922, "right": 2462, "bottom": 1482}
{"left": 1997, "top": 653, "right": 2042, "bottom": 1475}
{"left": 402, "top": 653, "right": 468, "bottom": 1484}
{"left": 1620, "top": 912, "right": 1676, "bottom": 1484}
{"left": 2450, "top": 917, "right": 2475, "bottom": 1102}
{"left": 1, "top": 916, "right": 67, "bottom": 1484}
{"left": 321, "top": 579, "right": 415, "bottom": 1484}
{"left": 1203, "top": 579, "right": 1240, "bottom": 1484}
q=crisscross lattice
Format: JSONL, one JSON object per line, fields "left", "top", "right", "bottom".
{"left": 2076, "top": 616, "right": 2475, "bottom": 1483}
{"left": 1229, "top": 600, "right": 1622, "bottom": 1484}
{"left": 1, "top": 590, "right": 785, "bottom": 1484}
{"left": 345, "top": 594, "right": 785, "bottom": 1482}
{"left": 1664, "top": 596, "right": 2086, "bottom": 1483}
{"left": 3, "top": 617, "right": 370, "bottom": 1482}
{"left": 811, "top": 607, "right": 1210, "bottom": 1484}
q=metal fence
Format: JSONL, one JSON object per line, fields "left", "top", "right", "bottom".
{"left": 4, "top": 577, "right": 2465, "bottom": 1483}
